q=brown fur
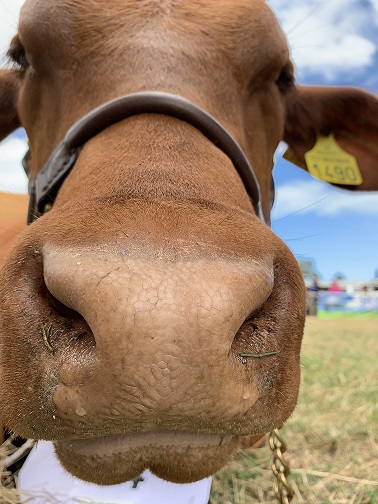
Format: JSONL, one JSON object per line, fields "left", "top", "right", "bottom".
{"left": 0, "top": 0, "right": 377, "bottom": 487}
{"left": 0, "top": 70, "right": 21, "bottom": 140}
{"left": 0, "top": 193, "right": 28, "bottom": 265}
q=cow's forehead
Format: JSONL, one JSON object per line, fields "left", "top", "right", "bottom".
{"left": 18, "top": 0, "right": 275, "bottom": 33}
{"left": 18, "top": 0, "right": 287, "bottom": 62}
{"left": 19, "top": 0, "right": 269, "bottom": 21}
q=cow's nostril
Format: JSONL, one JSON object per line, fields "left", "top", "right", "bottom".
{"left": 231, "top": 295, "right": 278, "bottom": 364}
{"left": 41, "top": 281, "right": 96, "bottom": 354}
{"left": 46, "top": 287, "right": 84, "bottom": 321}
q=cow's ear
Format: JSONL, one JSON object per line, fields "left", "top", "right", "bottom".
{"left": 0, "top": 69, "right": 21, "bottom": 141}
{"left": 283, "top": 86, "right": 378, "bottom": 191}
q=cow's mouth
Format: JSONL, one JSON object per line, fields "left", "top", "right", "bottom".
{"left": 54, "top": 431, "right": 241, "bottom": 485}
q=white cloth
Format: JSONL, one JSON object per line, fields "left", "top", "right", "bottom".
{"left": 18, "top": 441, "right": 212, "bottom": 504}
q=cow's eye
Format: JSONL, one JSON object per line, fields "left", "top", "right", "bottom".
{"left": 7, "top": 43, "right": 30, "bottom": 71}
{"left": 276, "top": 68, "right": 295, "bottom": 94}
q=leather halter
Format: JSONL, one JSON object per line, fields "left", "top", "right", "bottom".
{"left": 25, "top": 91, "right": 264, "bottom": 224}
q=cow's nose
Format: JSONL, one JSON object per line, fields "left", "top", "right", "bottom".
{"left": 42, "top": 246, "right": 274, "bottom": 421}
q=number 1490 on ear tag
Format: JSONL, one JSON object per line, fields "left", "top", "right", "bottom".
{"left": 304, "top": 133, "right": 363, "bottom": 185}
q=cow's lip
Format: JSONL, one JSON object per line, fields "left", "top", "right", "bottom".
{"left": 57, "top": 431, "right": 235, "bottom": 457}
{"left": 54, "top": 430, "right": 242, "bottom": 484}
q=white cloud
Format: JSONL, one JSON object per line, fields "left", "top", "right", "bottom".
{"left": 269, "top": 0, "right": 377, "bottom": 81}
{"left": 0, "top": 136, "right": 28, "bottom": 193}
{"left": 272, "top": 179, "right": 378, "bottom": 220}
{"left": 371, "top": 0, "right": 378, "bottom": 17}
{"left": 0, "top": 0, "right": 24, "bottom": 61}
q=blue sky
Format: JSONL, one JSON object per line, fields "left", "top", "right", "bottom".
{"left": 0, "top": 0, "right": 377, "bottom": 282}
{"left": 271, "top": 0, "right": 378, "bottom": 283}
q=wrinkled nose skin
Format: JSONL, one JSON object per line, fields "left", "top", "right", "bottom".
{"left": 0, "top": 208, "right": 306, "bottom": 485}
{"left": 45, "top": 250, "right": 270, "bottom": 419}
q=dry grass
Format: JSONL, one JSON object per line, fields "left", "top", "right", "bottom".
{"left": 210, "top": 319, "right": 378, "bottom": 504}
{"left": 1, "top": 319, "right": 377, "bottom": 503}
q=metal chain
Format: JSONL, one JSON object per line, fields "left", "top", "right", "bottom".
{"left": 269, "top": 429, "right": 295, "bottom": 503}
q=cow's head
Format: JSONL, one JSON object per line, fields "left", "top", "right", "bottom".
{"left": 0, "top": 0, "right": 377, "bottom": 486}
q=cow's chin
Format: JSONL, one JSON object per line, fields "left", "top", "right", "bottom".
{"left": 54, "top": 432, "right": 241, "bottom": 485}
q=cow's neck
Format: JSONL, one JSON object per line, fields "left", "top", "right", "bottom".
{"left": 57, "top": 115, "right": 255, "bottom": 212}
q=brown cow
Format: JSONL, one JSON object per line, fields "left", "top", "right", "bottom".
{"left": 0, "top": 193, "right": 28, "bottom": 266}
{"left": 0, "top": 0, "right": 377, "bottom": 488}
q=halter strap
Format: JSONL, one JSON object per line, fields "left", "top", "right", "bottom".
{"left": 26, "top": 91, "right": 264, "bottom": 224}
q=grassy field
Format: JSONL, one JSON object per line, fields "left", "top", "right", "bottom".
{"left": 210, "top": 318, "right": 378, "bottom": 504}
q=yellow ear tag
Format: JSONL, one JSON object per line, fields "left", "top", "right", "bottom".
{"left": 304, "top": 133, "right": 363, "bottom": 185}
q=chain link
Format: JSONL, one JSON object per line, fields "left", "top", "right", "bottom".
{"left": 269, "top": 429, "right": 295, "bottom": 503}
